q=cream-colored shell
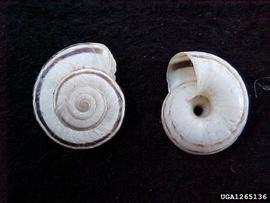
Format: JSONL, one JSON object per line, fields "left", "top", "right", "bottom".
{"left": 33, "top": 43, "right": 125, "bottom": 149}
{"left": 161, "top": 52, "right": 249, "bottom": 155}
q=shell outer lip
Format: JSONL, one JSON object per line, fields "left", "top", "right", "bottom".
{"left": 39, "top": 42, "right": 117, "bottom": 79}
{"left": 33, "top": 43, "right": 125, "bottom": 149}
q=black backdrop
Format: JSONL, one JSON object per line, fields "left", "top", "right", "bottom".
{"left": 1, "top": 1, "right": 270, "bottom": 202}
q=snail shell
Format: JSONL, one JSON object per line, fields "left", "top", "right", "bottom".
{"left": 33, "top": 43, "right": 125, "bottom": 149}
{"left": 161, "top": 52, "right": 249, "bottom": 155}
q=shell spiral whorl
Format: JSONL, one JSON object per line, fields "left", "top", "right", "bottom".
{"left": 33, "top": 43, "right": 125, "bottom": 149}
{"left": 162, "top": 51, "right": 249, "bottom": 155}
{"left": 54, "top": 70, "right": 109, "bottom": 131}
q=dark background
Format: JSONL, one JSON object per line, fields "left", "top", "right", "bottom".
{"left": 0, "top": 1, "right": 270, "bottom": 202}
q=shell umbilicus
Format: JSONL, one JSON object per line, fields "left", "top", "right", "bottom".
{"left": 33, "top": 43, "right": 125, "bottom": 149}
{"left": 161, "top": 52, "right": 249, "bottom": 155}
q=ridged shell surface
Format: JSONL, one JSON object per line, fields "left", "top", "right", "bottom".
{"left": 162, "top": 52, "right": 249, "bottom": 155}
{"left": 33, "top": 43, "right": 125, "bottom": 149}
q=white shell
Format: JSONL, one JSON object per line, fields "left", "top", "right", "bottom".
{"left": 161, "top": 52, "right": 249, "bottom": 155}
{"left": 33, "top": 43, "right": 125, "bottom": 149}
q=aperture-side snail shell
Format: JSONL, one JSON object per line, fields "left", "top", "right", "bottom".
{"left": 33, "top": 43, "right": 125, "bottom": 149}
{"left": 161, "top": 52, "right": 249, "bottom": 155}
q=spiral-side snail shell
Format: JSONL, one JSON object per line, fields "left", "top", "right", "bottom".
{"left": 161, "top": 52, "right": 249, "bottom": 155}
{"left": 33, "top": 43, "right": 125, "bottom": 149}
